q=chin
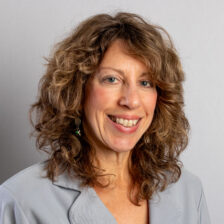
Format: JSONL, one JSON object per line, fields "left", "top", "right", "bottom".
{"left": 107, "top": 139, "right": 138, "bottom": 153}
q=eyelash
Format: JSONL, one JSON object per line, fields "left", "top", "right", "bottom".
{"left": 140, "top": 80, "right": 152, "bottom": 88}
{"left": 101, "top": 76, "right": 152, "bottom": 88}
{"left": 103, "top": 76, "right": 118, "bottom": 83}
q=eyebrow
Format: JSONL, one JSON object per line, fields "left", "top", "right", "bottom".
{"left": 98, "top": 66, "right": 150, "bottom": 77}
{"left": 98, "top": 66, "right": 124, "bottom": 75}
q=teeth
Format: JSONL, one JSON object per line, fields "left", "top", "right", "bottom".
{"left": 123, "top": 119, "right": 128, "bottom": 126}
{"left": 114, "top": 117, "right": 139, "bottom": 127}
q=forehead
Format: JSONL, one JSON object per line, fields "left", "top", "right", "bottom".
{"left": 99, "top": 39, "right": 148, "bottom": 72}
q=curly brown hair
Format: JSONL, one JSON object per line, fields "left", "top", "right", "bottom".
{"left": 30, "top": 12, "right": 189, "bottom": 205}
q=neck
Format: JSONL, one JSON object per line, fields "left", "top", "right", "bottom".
{"left": 93, "top": 148, "right": 132, "bottom": 188}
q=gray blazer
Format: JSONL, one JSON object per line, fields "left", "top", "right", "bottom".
{"left": 0, "top": 162, "right": 211, "bottom": 224}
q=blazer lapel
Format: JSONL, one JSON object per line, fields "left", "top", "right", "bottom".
{"left": 53, "top": 172, "right": 117, "bottom": 224}
{"left": 69, "top": 187, "right": 117, "bottom": 224}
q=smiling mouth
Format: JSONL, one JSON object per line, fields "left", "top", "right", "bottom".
{"left": 108, "top": 115, "right": 140, "bottom": 127}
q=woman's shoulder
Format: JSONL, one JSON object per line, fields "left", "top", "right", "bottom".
{"left": 0, "top": 162, "right": 81, "bottom": 223}
{"left": 150, "top": 168, "right": 211, "bottom": 223}
{"left": 0, "top": 162, "right": 56, "bottom": 210}
{"left": 1, "top": 162, "right": 50, "bottom": 194}
{"left": 168, "top": 168, "right": 203, "bottom": 197}
{"left": 158, "top": 168, "right": 205, "bottom": 208}
{"left": 0, "top": 161, "right": 82, "bottom": 198}
{"left": 178, "top": 168, "right": 202, "bottom": 186}
{"left": 176, "top": 168, "right": 203, "bottom": 195}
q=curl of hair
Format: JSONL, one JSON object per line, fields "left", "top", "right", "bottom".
{"left": 30, "top": 12, "right": 189, "bottom": 205}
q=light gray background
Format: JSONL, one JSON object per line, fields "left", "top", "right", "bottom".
{"left": 0, "top": 0, "right": 223, "bottom": 223}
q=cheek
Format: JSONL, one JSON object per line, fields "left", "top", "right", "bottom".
{"left": 84, "top": 85, "right": 112, "bottom": 112}
{"left": 144, "top": 91, "right": 158, "bottom": 113}
{"left": 152, "top": 92, "right": 158, "bottom": 107}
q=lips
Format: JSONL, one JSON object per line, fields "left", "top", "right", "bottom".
{"left": 108, "top": 115, "right": 141, "bottom": 128}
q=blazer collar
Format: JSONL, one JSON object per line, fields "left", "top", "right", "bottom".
{"left": 53, "top": 171, "right": 82, "bottom": 191}
{"left": 53, "top": 172, "right": 181, "bottom": 224}
{"left": 53, "top": 172, "right": 117, "bottom": 224}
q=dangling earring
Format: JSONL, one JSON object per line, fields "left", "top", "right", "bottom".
{"left": 74, "top": 117, "right": 81, "bottom": 137}
{"left": 144, "top": 134, "right": 150, "bottom": 145}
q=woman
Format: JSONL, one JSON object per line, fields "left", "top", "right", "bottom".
{"left": 0, "top": 12, "right": 210, "bottom": 224}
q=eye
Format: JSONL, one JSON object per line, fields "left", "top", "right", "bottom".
{"left": 140, "top": 80, "right": 152, "bottom": 88}
{"left": 102, "top": 76, "right": 119, "bottom": 84}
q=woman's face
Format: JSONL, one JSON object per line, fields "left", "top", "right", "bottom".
{"left": 83, "top": 39, "right": 157, "bottom": 153}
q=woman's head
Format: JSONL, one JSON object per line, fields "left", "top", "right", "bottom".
{"left": 83, "top": 39, "right": 157, "bottom": 154}
{"left": 30, "top": 12, "right": 189, "bottom": 203}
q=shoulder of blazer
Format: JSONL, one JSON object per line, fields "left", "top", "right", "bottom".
{"left": 0, "top": 162, "right": 82, "bottom": 223}
{"left": 1, "top": 161, "right": 84, "bottom": 195}
{"left": 149, "top": 168, "right": 205, "bottom": 224}
{"left": 153, "top": 168, "right": 203, "bottom": 207}
{"left": 171, "top": 168, "right": 203, "bottom": 204}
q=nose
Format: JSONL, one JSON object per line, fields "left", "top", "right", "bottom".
{"left": 118, "top": 85, "right": 141, "bottom": 109}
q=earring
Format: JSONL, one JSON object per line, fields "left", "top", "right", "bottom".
{"left": 74, "top": 117, "right": 81, "bottom": 137}
{"left": 144, "top": 134, "right": 150, "bottom": 144}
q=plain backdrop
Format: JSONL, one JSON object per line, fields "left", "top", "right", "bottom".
{"left": 0, "top": 0, "right": 223, "bottom": 223}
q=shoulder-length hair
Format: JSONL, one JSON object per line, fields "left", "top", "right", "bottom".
{"left": 30, "top": 12, "right": 189, "bottom": 205}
